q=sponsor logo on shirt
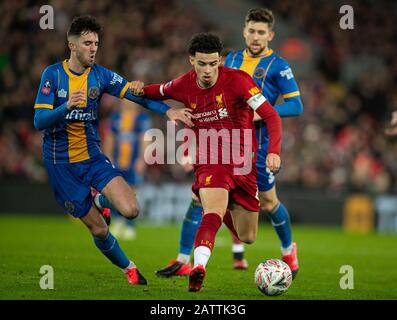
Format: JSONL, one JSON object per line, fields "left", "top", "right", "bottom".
{"left": 217, "top": 107, "right": 229, "bottom": 119}
{"left": 110, "top": 72, "right": 123, "bottom": 86}
{"left": 57, "top": 89, "right": 67, "bottom": 98}
{"left": 65, "top": 109, "right": 97, "bottom": 121}
{"left": 280, "top": 67, "right": 294, "bottom": 80}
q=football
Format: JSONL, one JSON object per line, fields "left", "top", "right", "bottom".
{"left": 254, "top": 259, "right": 293, "bottom": 296}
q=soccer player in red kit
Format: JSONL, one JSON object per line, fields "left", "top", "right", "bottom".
{"left": 131, "top": 33, "right": 282, "bottom": 292}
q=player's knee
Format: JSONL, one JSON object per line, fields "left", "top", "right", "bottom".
{"left": 90, "top": 224, "right": 109, "bottom": 239}
{"left": 260, "top": 199, "right": 279, "bottom": 214}
{"left": 239, "top": 232, "right": 256, "bottom": 244}
{"left": 121, "top": 202, "right": 139, "bottom": 220}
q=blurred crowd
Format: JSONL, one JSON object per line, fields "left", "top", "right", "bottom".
{"left": 1, "top": 0, "right": 397, "bottom": 194}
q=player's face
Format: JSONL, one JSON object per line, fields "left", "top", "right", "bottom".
{"left": 189, "top": 52, "right": 221, "bottom": 88}
{"left": 243, "top": 21, "right": 274, "bottom": 57}
{"left": 72, "top": 32, "right": 99, "bottom": 67}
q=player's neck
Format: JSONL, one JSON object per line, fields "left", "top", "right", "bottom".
{"left": 67, "top": 57, "right": 88, "bottom": 74}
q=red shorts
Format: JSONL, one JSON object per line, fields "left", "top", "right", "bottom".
{"left": 192, "top": 164, "right": 259, "bottom": 212}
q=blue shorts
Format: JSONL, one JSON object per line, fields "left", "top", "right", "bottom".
{"left": 45, "top": 153, "right": 122, "bottom": 218}
{"left": 256, "top": 144, "right": 276, "bottom": 192}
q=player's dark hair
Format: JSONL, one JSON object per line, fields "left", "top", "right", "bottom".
{"left": 67, "top": 15, "right": 102, "bottom": 39}
{"left": 245, "top": 8, "right": 275, "bottom": 29}
{"left": 188, "top": 33, "right": 223, "bottom": 56}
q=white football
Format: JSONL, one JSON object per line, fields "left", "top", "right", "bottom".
{"left": 254, "top": 259, "right": 293, "bottom": 296}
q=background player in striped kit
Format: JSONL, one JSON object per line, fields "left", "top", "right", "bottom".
{"left": 156, "top": 8, "right": 302, "bottom": 279}
{"left": 93, "top": 100, "right": 151, "bottom": 240}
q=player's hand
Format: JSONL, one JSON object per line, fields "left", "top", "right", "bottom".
{"left": 67, "top": 90, "right": 85, "bottom": 110}
{"left": 385, "top": 111, "right": 397, "bottom": 136}
{"left": 130, "top": 81, "right": 145, "bottom": 96}
{"left": 266, "top": 153, "right": 281, "bottom": 173}
{"left": 166, "top": 107, "right": 194, "bottom": 127}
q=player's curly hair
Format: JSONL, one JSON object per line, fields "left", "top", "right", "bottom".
{"left": 245, "top": 8, "right": 275, "bottom": 29}
{"left": 188, "top": 33, "right": 223, "bottom": 56}
{"left": 67, "top": 15, "right": 102, "bottom": 39}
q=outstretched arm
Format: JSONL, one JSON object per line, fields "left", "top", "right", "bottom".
{"left": 123, "top": 89, "right": 170, "bottom": 115}
{"left": 129, "top": 81, "right": 194, "bottom": 127}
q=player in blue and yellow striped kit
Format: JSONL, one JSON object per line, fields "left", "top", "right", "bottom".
{"left": 98, "top": 100, "right": 152, "bottom": 240}
{"left": 33, "top": 15, "right": 192, "bottom": 285}
{"left": 156, "top": 8, "right": 302, "bottom": 279}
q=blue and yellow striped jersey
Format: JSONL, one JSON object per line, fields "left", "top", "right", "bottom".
{"left": 110, "top": 109, "right": 151, "bottom": 172}
{"left": 224, "top": 49, "right": 301, "bottom": 145}
{"left": 34, "top": 60, "right": 131, "bottom": 163}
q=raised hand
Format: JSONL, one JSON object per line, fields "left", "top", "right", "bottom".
{"left": 67, "top": 90, "right": 86, "bottom": 110}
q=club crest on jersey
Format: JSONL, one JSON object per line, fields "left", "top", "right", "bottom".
{"left": 205, "top": 175, "right": 213, "bottom": 185}
{"left": 41, "top": 79, "right": 52, "bottom": 95}
{"left": 190, "top": 102, "right": 197, "bottom": 109}
{"left": 88, "top": 86, "right": 100, "bottom": 99}
{"left": 57, "top": 89, "right": 67, "bottom": 98}
{"left": 215, "top": 93, "right": 224, "bottom": 109}
{"left": 254, "top": 67, "right": 265, "bottom": 78}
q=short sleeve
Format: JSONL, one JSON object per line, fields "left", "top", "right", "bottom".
{"left": 101, "top": 66, "right": 130, "bottom": 98}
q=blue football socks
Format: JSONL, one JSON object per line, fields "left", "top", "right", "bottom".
{"left": 179, "top": 201, "right": 203, "bottom": 255}
{"left": 93, "top": 232, "right": 130, "bottom": 269}
{"left": 267, "top": 202, "right": 293, "bottom": 249}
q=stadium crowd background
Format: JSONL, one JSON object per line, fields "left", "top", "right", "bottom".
{"left": 1, "top": 0, "right": 396, "bottom": 196}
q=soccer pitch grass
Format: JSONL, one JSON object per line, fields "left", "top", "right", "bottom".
{"left": 0, "top": 214, "right": 396, "bottom": 300}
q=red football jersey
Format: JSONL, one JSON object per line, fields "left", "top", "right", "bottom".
{"left": 144, "top": 66, "right": 281, "bottom": 170}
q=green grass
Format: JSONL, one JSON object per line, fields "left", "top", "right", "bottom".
{"left": 0, "top": 214, "right": 396, "bottom": 300}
